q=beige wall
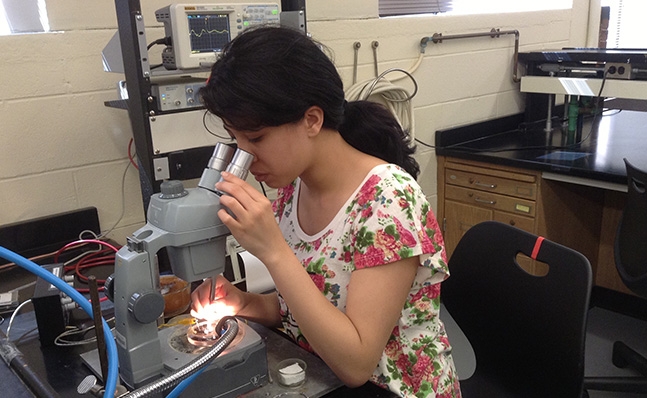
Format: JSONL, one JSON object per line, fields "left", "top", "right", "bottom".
{"left": 0, "top": 0, "right": 598, "bottom": 244}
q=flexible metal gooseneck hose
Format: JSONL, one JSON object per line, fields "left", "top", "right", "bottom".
{"left": 122, "top": 317, "right": 239, "bottom": 398}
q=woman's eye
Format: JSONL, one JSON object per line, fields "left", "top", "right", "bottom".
{"left": 248, "top": 136, "right": 262, "bottom": 143}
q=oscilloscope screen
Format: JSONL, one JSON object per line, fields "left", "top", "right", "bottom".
{"left": 187, "top": 13, "right": 231, "bottom": 54}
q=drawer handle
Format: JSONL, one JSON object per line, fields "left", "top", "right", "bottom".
{"left": 474, "top": 197, "right": 496, "bottom": 205}
{"left": 474, "top": 181, "right": 497, "bottom": 189}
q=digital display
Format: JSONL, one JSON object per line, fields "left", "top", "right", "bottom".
{"left": 187, "top": 13, "right": 231, "bottom": 53}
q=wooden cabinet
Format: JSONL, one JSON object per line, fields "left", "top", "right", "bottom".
{"left": 437, "top": 157, "right": 606, "bottom": 278}
{"left": 438, "top": 158, "right": 541, "bottom": 273}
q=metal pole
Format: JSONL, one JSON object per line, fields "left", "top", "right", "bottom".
{"left": 420, "top": 28, "right": 521, "bottom": 82}
{"left": 114, "top": 0, "right": 158, "bottom": 212}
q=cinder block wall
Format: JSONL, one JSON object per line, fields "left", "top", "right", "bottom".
{"left": 0, "top": 0, "right": 595, "bottom": 244}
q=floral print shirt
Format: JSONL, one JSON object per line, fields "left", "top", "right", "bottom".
{"left": 272, "top": 164, "right": 461, "bottom": 397}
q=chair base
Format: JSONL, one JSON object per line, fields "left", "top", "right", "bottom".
{"left": 613, "top": 341, "right": 647, "bottom": 375}
{"left": 584, "top": 341, "right": 647, "bottom": 394}
{"left": 584, "top": 377, "right": 647, "bottom": 394}
{"left": 459, "top": 372, "right": 523, "bottom": 398}
{"left": 460, "top": 371, "right": 585, "bottom": 398}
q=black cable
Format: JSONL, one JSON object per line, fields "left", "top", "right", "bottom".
{"left": 202, "top": 111, "right": 231, "bottom": 140}
{"left": 147, "top": 36, "right": 172, "bottom": 50}
{"left": 0, "top": 329, "right": 60, "bottom": 398}
{"left": 415, "top": 138, "right": 436, "bottom": 149}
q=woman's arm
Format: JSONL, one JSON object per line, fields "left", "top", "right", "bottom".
{"left": 238, "top": 290, "right": 282, "bottom": 327}
{"left": 266, "top": 246, "right": 419, "bottom": 387}
{"left": 214, "top": 172, "right": 419, "bottom": 386}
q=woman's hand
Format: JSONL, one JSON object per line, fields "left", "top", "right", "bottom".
{"left": 215, "top": 172, "right": 291, "bottom": 266}
{"left": 190, "top": 275, "right": 244, "bottom": 320}
{"left": 190, "top": 274, "right": 283, "bottom": 327}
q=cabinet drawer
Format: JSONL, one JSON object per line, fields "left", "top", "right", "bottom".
{"left": 445, "top": 185, "right": 536, "bottom": 217}
{"left": 445, "top": 168, "right": 536, "bottom": 200}
{"left": 493, "top": 211, "right": 534, "bottom": 232}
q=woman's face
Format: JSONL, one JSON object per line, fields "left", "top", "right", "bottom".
{"left": 224, "top": 119, "right": 312, "bottom": 189}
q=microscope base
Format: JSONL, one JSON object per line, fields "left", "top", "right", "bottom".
{"left": 159, "top": 320, "right": 268, "bottom": 397}
{"left": 81, "top": 321, "right": 268, "bottom": 397}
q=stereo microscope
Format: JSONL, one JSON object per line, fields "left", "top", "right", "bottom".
{"left": 99, "top": 143, "right": 268, "bottom": 397}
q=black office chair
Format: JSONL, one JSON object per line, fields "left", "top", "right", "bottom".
{"left": 584, "top": 158, "right": 647, "bottom": 394}
{"left": 442, "top": 221, "right": 592, "bottom": 398}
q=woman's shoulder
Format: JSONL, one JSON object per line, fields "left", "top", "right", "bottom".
{"left": 362, "top": 164, "right": 426, "bottom": 202}
{"left": 371, "top": 164, "right": 419, "bottom": 186}
{"left": 348, "top": 163, "right": 442, "bottom": 270}
{"left": 349, "top": 163, "right": 430, "bottom": 221}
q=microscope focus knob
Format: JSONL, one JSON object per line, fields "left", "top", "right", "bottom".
{"left": 128, "top": 291, "right": 165, "bottom": 324}
{"left": 103, "top": 274, "right": 115, "bottom": 302}
{"left": 159, "top": 180, "right": 188, "bottom": 199}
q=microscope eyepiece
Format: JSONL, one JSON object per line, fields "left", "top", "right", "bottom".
{"left": 199, "top": 143, "right": 253, "bottom": 192}
{"left": 207, "top": 143, "right": 236, "bottom": 172}
{"left": 224, "top": 149, "right": 254, "bottom": 181}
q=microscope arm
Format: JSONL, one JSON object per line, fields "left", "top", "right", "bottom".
{"left": 108, "top": 143, "right": 253, "bottom": 389}
{"left": 113, "top": 190, "right": 230, "bottom": 388}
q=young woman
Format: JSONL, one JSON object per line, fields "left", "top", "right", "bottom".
{"left": 191, "top": 26, "right": 461, "bottom": 397}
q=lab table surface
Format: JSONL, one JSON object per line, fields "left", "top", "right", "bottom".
{"left": 435, "top": 109, "right": 647, "bottom": 186}
{"left": 0, "top": 307, "right": 395, "bottom": 398}
{"left": 0, "top": 225, "right": 394, "bottom": 398}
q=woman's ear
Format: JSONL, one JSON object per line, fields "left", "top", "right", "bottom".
{"left": 303, "top": 106, "right": 325, "bottom": 137}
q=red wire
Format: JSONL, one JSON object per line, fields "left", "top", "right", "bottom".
{"left": 70, "top": 249, "right": 116, "bottom": 285}
{"left": 76, "top": 287, "right": 105, "bottom": 292}
{"left": 54, "top": 239, "right": 120, "bottom": 263}
{"left": 54, "top": 240, "right": 120, "bottom": 301}
{"left": 64, "top": 248, "right": 115, "bottom": 272}
{"left": 76, "top": 288, "right": 109, "bottom": 303}
{"left": 128, "top": 137, "right": 139, "bottom": 170}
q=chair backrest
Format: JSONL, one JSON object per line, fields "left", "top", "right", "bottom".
{"left": 442, "top": 221, "right": 592, "bottom": 397}
{"left": 615, "top": 158, "right": 647, "bottom": 298}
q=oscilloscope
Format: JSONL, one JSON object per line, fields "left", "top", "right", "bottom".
{"left": 156, "top": 3, "right": 280, "bottom": 70}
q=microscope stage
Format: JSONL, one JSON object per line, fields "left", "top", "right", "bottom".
{"left": 158, "top": 319, "right": 268, "bottom": 397}
{"left": 81, "top": 319, "right": 268, "bottom": 398}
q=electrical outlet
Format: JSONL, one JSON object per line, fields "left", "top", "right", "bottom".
{"left": 605, "top": 62, "right": 635, "bottom": 80}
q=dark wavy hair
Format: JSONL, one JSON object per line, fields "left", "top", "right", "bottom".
{"left": 199, "top": 26, "right": 419, "bottom": 178}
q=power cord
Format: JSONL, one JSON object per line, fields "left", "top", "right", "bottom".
{"left": 147, "top": 36, "right": 171, "bottom": 50}
{"left": 345, "top": 68, "right": 418, "bottom": 142}
{"left": 5, "top": 299, "right": 32, "bottom": 341}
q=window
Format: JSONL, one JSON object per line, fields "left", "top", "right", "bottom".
{"left": 379, "top": 1, "right": 453, "bottom": 17}
{"left": 450, "top": 0, "right": 571, "bottom": 14}
{"left": 602, "top": 0, "right": 647, "bottom": 48}
{"left": 379, "top": 0, "right": 572, "bottom": 17}
{"left": 0, "top": 0, "right": 50, "bottom": 36}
